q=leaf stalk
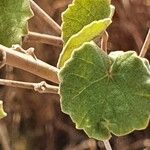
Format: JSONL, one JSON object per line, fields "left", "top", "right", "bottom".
{"left": 139, "top": 28, "right": 150, "bottom": 57}
{"left": 101, "top": 31, "right": 109, "bottom": 53}
{"left": 103, "top": 140, "right": 112, "bottom": 150}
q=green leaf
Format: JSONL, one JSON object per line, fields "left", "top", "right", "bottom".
{"left": 58, "top": 18, "right": 112, "bottom": 68}
{"left": 57, "top": 0, "right": 114, "bottom": 68}
{"left": 62, "top": 0, "right": 111, "bottom": 43}
{"left": 0, "top": 0, "right": 33, "bottom": 47}
{"left": 59, "top": 42, "right": 150, "bottom": 140}
{"left": 0, "top": 101, "right": 7, "bottom": 119}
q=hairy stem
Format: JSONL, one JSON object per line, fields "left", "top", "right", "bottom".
{"left": 139, "top": 28, "right": 150, "bottom": 57}
{"left": 0, "top": 44, "right": 59, "bottom": 84}
{"left": 0, "top": 79, "right": 58, "bottom": 94}
{"left": 24, "top": 32, "right": 63, "bottom": 47}
{"left": 103, "top": 140, "right": 112, "bottom": 150}
{"left": 101, "top": 31, "right": 109, "bottom": 53}
{"left": 30, "top": 0, "right": 61, "bottom": 35}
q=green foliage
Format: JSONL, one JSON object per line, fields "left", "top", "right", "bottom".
{"left": 0, "top": 0, "right": 33, "bottom": 47}
{"left": 59, "top": 42, "right": 150, "bottom": 140}
{"left": 58, "top": 0, "right": 113, "bottom": 68}
{"left": 0, "top": 101, "right": 7, "bottom": 119}
{"left": 0, "top": 0, "right": 149, "bottom": 142}
{"left": 62, "top": 0, "right": 111, "bottom": 43}
{"left": 58, "top": 19, "right": 111, "bottom": 68}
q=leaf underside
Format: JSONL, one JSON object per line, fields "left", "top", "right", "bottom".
{"left": 0, "top": 0, "right": 33, "bottom": 47}
{"left": 58, "top": 0, "right": 113, "bottom": 68}
{"left": 59, "top": 42, "right": 150, "bottom": 140}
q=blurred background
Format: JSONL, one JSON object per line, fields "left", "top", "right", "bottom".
{"left": 0, "top": 0, "right": 150, "bottom": 149}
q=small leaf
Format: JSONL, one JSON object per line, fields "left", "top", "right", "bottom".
{"left": 62, "top": 0, "right": 111, "bottom": 43}
{"left": 0, "top": 101, "right": 7, "bottom": 119}
{"left": 59, "top": 42, "right": 150, "bottom": 140}
{"left": 0, "top": 0, "right": 33, "bottom": 47}
{"left": 58, "top": 18, "right": 111, "bottom": 68}
{"left": 58, "top": 0, "right": 114, "bottom": 68}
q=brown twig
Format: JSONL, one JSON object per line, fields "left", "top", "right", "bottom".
{"left": 139, "top": 28, "right": 150, "bottom": 57}
{"left": 23, "top": 31, "right": 63, "bottom": 47}
{"left": 0, "top": 44, "right": 59, "bottom": 84}
{"left": 101, "top": 31, "right": 109, "bottom": 53}
{"left": 30, "top": 0, "right": 61, "bottom": 35}
{"left": 0, "top": 79, "right": 58, "bottom": 94}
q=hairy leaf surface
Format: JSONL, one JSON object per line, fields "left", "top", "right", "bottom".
{"left": 0, "top": 0, "right": 33, "bottom": 47}
{"left": 59, "top": 42, "right": 150, "bottom": 140}
{"left": 62, "top": 0, "right": 111, "bottom": 43}
{"left": 58, "top": 0, "right": 114, "bottom": 68}
{"left": 58, "top": 18, "right": 111, "bottom": 68}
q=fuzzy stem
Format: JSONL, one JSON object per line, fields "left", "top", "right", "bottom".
{"left": 139, "top": 28, "right": 150, "bottom": 57}
{"left": 101, "top": 31, "right": 109, "bottom": 53}
{"left": 0, "top": 44, "right": 59, "bottom": 84}
{"left": 30, "top": 0, "right": 61, "bottom": 35}
{"left": 24, "top": 31, "right": 63, "bottom": 47}
{"left": 103, "top": 140, "right": 112, "bottom": 150}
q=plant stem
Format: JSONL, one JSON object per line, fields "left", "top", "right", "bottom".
{"left": 0, "top": 44, "right": 59, "bottom": 84}
{"left": 139, "top": 28, "right": 150, "bottom": 57}
{"left": 103, "top": 140, "right": 112, "bottom": 150}
{"left": 30, "top": 0, "right": 61, "bottom": 35}
{"left": 0, "top": 48, "right": 6, "bottom": 69}
{"left": 24, "top": 31, "right": 63, "bottom": 47}
{"left": 0, "top": 79, "right": 58, "bottom": 94}
{"left": 101, "top": 31, "right": 109, "bottom": 53}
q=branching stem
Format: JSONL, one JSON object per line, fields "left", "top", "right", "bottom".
{"left": 139, "top": 28, "right": 150, "bottom": 57}
{"left": 103, "top": 140, "right": 112, "bottom": 150}
{"left": 0, "top": 79, "right": 58, "bottom": 94}
{"left": 30, "top": 0, "right": 61, "bottom": 35}
{"left": 24, "top": 31, "right": 63, "bottom": 47}
{"left": 0, "top": 44, "right": 59, "bottom": 84}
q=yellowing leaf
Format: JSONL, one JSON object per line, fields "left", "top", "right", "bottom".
{"left": 57, "top": 0, "right": 114, "bottom": 68}
{"left": 58, "top": 18, "right": 111, "bottom": 68}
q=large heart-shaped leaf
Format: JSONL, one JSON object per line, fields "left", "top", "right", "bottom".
{"left": 0, "top": 0, "right": 33, "bottom": 47}
{"left": 57, "top": 0, "right": 114, "bottom": 68}
{"left": 59, "top": 42, "right": 150, "bottom": 140}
